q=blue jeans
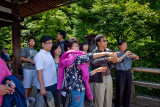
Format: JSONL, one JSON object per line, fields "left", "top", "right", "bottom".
{"left": 70, "top": 90, "right": 85, "bottom": 107}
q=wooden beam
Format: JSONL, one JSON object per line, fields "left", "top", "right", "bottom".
{"left": 133, "top": 80, "right": 160, "bottom": 89}
{"left": 0, "top": 0, "right": 12, "bottom": 9}
{"left": 12, "top": 3, "right": 22, "bottom": 75}
{"left": 133, "top": 94, "right": 160, "bottom": 107}
{"left": 12, "top": 20, "right": 22, "bottom": 75}
{"left": 0, "top": 11, "right": 22, "bottom": 21}
{"left": 132, "top": 67, "right": 160, "bottom": 74}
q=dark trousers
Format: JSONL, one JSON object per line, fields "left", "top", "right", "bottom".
{"left": 115, "top": 70, "right": 132, "bottom": 107}
{"left": 37, "top": 83, "right": 58, "bottom": 105}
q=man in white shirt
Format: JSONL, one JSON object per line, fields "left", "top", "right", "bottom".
{"left": 34, "top": 35, "right": 57, "bottom": 105}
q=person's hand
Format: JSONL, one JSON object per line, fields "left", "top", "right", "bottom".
{"left": 6, "top": 80, "right": 16, "bottom": 94}
{"left": 0, "top": 85, "right": 13, "bottom": 96}
{"left": 96, "top": 67, "right": 107, "bottom": 73}
{"left": 89, "top": 99, "right": 95, "bottom": 107}
{"left": 125, "top": 51, "right": 131, "bottom": 55}
{"left": 109, "top": 53, "right": 117, "bottom": 63}
{"left": 40, "top": 87, "right": 46, "bottom": 96}
{"left": 129, "top": 54, "right": 139, "bottom": 60}
{"left": 91, "top": 67, "right": 107, "bottom": 76}
{"left": 57, "top": 90, "right": 61, "bottom": 107}
{"left": 29, "top": 59, "right": 35, "bottom": 65}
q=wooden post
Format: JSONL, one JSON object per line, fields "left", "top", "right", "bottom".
{"left": 12, "top": 3, "right": 22, "bottom": 75}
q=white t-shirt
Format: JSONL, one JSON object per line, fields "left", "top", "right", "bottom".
{"left": 34, "top": 49, "right": 57, "bottom": 89}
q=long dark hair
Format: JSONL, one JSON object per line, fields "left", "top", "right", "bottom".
{"left": 51, "top": 43, "right": 61, "bottom": 58}
{"left": 80, "top": 42, "right": 89, "bottom": 53}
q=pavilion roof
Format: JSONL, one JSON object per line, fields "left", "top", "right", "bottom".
{"left": 0, "top": 0, "right": 77, "bottom": 27}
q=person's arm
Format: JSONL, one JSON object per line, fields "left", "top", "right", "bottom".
{"left": 92, "top": 52, "right": 113, "bottom": 59}
{"left": 76, "top": 52, "right": 117, "bottom": 66}
{"left": 129, "top": 53, "right": 139, "bottom": 60}
{"left": 90, "top": 67, "right": 107, "bottom": 76}
{"left": 92, "top": 55, "right": 117, "bottom": 67}
{"left": 37, "top": 70, "right": 46, "bottom": 96}
{"left": 57, "top": 63, "right": 64, "bottom": 107}
{"left": 20, "top": 56, "right": 34, "bottom": 65}
{"left": 20, "top": 48, "right": 34, "bottom": 64}
{"left": 34, "top": 54, "right": 46, "bottom": 95}
{"left": 57, "top": 63, "right": 64, "bottom": 90}
{"left": 116, "top": 51, "right": 130, "bottom": 63}
{"left": 1, "top": 59, "right": 12, "bottom": 76}
{"left": 116, "top": 51, "right": 139, "bottom": 63}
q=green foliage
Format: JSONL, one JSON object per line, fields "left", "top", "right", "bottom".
{"left": 21, "top": 9, "right": 72, "bottom": 50}
{"left": 72, "top": 0, "right": 159, "bottom": 44}
{"left": 135, "top": 86, "right": 160, "bottom": 98}
{"left": 0, "top": 27, "right": 13, "bottom": 55}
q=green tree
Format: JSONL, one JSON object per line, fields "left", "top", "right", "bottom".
{"left": 72, "top": 0, "right": 159, "bottom": 44}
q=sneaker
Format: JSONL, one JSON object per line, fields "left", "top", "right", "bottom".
{"left": 26, "top": 99, "right": 30, "bottom": 107}
{"left": 28, "top": 97, "right": 35, "bottom": 102}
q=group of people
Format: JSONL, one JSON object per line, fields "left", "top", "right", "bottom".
{"left": 0, "top": 30, "right": 139, "bottom": 107}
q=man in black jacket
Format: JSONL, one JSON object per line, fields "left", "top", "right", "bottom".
{"left": 92, "top": 34, "right": 116, "bottom": 107}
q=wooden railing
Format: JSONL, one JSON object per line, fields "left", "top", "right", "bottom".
{"left": 113, "top": 67, "right": 160, "bottom": 107}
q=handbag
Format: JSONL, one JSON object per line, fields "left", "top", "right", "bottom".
{"left": 64, "top": 77, "right": 78, "bottom": 107}
{"left": 64, "top": 91, "right": 72, "bottom": 107}
{"left": 34, "top": 91, "right": 55, "bottom": 107}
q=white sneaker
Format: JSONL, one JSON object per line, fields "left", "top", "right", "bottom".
{"left": 28, "top": 97, "right": 35, "bottom": 102}
{"left": 26, "top": 99, "right": 30, "bottom": 107}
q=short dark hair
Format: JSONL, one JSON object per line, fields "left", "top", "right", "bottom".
{"left": 59, "top": 30, "right": 66, "bottom": 39}
{"left": 95, "top": 34, "right": 105, "bottom": 46}
{"left": 64, "top": 38, "right": 79, "bottom": 51}
{"left": 40, "top": 35, "right": 53, "bottom": 43}
{"left": 50, "top": 43, "right": 61, "bottom": 58}
{"left": 118, "top": 40, "right": 126, "bottom": 46}
{"left": 4, "top": 48, "right": 8, "bottom": 50}
{"left": 28, "top": 37, "right": 35, "bottom": 42}
{"left": 80, "top": 42, "right": 89, "bottom": 52}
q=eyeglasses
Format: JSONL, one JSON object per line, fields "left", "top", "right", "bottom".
{"left": 44, "top": 42, "right": 52, "bottom": 45}
{"left": 103, "top": 40, "right": 108, "bottom": 42}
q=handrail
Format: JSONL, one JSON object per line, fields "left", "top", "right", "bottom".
{"left": 131, "top": 67, "right": 160, "bottom": 74}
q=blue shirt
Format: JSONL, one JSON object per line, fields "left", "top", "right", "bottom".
{"left": 115, "top": 49, "right": 134, "bottom": 71}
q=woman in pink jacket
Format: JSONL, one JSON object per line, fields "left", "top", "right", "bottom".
{"left": 57, "top": 38, "right": 116, "bottom": 107}
{"left": 0, "top": 58, "right": 14, "bottom": 106}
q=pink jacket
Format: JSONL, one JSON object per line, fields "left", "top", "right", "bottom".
{"left": 57, "top": 50, "right": 93, "bottom": 100}
{"left": 0, "top": 58, "right": 12, "bottom": 106}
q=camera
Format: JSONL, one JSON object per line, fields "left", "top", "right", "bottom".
{"left": 6, "top": 81, "right": 15, "bottom": 87}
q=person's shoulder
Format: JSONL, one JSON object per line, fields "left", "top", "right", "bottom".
{"left": 115, "top": 49, "right": 120, "bottom": 52}
{"left": 35, "top": 51, "right": 42, "bottom": 56}
{"left": 22, "top": 46, "right": 29, "bottom": 51}
{"left": 105, "top": 48, "right": 112, "bottom": 52}
{"left": 34, "top": 51, "right": 43, "bottom": 61}
{"left": 92, "top": 47, "right": 98, "bottom": 53}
